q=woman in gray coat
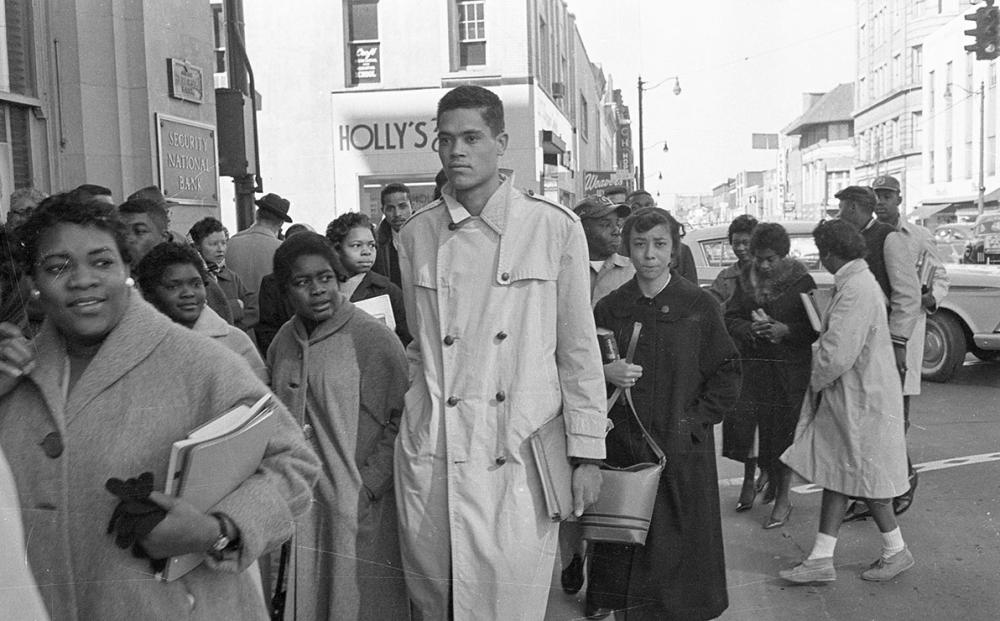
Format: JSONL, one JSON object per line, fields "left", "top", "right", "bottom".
{"left": 779, "top": 220, "right": 912, "bottom": 585}
{"left": 0, "top": 195, "right": 319, "bottom": 621}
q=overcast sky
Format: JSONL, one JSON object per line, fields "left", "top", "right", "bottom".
{"left": 565, "top": 0, "right": 856, "bottom": 197}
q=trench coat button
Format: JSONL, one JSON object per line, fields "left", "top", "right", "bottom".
{"left": 302, "top": 424, "right": 314, "bottom": 441}
{"left": 495, "top": 456, "right": 507, "bottom": 466}
{"left": 446, "top": 396, "right": 460, "bottom": 407}
{"left": 500, "top": 272, "right": 510, "bottom": 282}
{"left": 40, "top": 432, "right": 63, "bottom": 458}
{"left": 496, "top": 331, "right": 508, "bottom": 340}
{"left": 443, "top": 335, "right": 456, "bottom": 346}
{"left": 448, "top": 222, "right": 458, "bottom": 231}
{"left": 34, "top": 502, "right": 56, "bottom": 511}
{"left": 289, "top": 382, "right": 300, "bottom": 389}
{"left": 495, "top": 391, "right": 506, "bottom": 402}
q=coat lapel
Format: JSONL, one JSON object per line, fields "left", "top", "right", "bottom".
{"left": 62, "top": 293, "right": 171, "bottom": 424}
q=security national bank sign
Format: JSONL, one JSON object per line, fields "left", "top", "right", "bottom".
{"left": 156, "top": 113, "right": 220, "bottom": 207}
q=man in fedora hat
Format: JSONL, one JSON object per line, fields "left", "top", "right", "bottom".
{"left": 226, "top": 193, "right": 292, "bottom": 296}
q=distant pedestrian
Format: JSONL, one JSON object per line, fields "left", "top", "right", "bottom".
{"left": 327, "top": 212, "right": 410, "bottom": 344}
{"left": 602, "top": 184, "right": 627, "bottom": 204}
{"left": 118, "top": 198, "right": 234, "bottom": 324}
{"left": 190, "top": 217, "right": 258, "bottom": 330}
{"left": 872, "top": 175, "right": 949, "bottom": 514}
{"left": 780, "top": 219, "right": 912, "bottom": 584}
{"left": 587, "top": 207, "right": 740, "bottom": 620}
{"left": 724, "top": 222, "right": 816, "bottom": 526}
{"left": 835, "top": 185, "right": 920, "bottom": 520}
{"left": 6, "top": 187, "right": 47, "bottom": 231}
{"left": 624, "top": 190, "right": 699, "bottom": 284}
{"left": 268, "top": 232, "right": 409, "bottom": 620}
{"left": 708, "top": 214, "right": 758, "bottom": 305}
{"left": 576, "top": 196, "right": 633, "bottom": 305}
{"left": 226, "top": 193, "right": 292, "bottom": 295}
{"left": 254, "top": 224, "right": 316, "bottom": 355}
{"left": 136, "top": 242, "right": 266, "bottom": 382}
{"left": 372, "top": 183, "right": 413, "bottom": 288}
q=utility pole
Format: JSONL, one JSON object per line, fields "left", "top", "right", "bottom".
{"left": 224, "top": 0, "right": 260, "bottom": 231}
{"left": 637, "top": 75, "right": 645, "bottom": 190}
{"left": 980, "top": 80, "right": 986, "bottom": 215}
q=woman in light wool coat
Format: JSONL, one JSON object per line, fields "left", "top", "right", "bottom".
{"left": 0, "top": 195, "right": 319, "bottom": 621}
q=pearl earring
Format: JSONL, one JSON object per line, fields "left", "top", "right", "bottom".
{"left": 30, "top": 289, "right": 40, "bottom": 299}
{"left": 125, "top": 277, "right": 135, "bottom": 288}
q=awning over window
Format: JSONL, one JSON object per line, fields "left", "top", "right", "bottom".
{"left": 909, "top": 203, "right": 953, "bottom": 221}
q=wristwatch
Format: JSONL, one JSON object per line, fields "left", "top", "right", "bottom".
{"left": 207, "top": 513, "right": 240, "bottom": 560}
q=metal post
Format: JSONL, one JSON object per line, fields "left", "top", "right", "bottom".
{"left": 225, "top": 0, "right": 257, "bottom": 230}
{"left": 637, "top": 75, "right": 645, "bottom": 190}
{"left": 979, "top": 80, "right": 986, "bottom": 216}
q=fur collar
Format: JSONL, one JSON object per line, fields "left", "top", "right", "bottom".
{"left": 742, "top": 257, "right": 809, "bottom": 305}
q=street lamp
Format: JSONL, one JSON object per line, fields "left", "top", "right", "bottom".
{"left": 637, "top": 75, "right": 681, "bottom": 190}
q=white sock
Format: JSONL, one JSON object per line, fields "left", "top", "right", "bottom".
{"left": 881, "top": 527, "right": 905, "bottom": 558}
{"left": 807, "top": 532, "right": 837, "bottom": 560}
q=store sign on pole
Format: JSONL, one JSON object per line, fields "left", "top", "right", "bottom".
{"left": 156, "top": 113, "right": 219, "bottom": 207}
{"left": 352, "top": 43, "right": 381, "bottom": 83}
{"left": 617, "top": 126, "right": 632, "bottom": 172}
{"left": 583, "top": 170, "right": 634, "bottom": 194}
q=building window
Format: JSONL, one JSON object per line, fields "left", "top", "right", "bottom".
{"left": 911, "top": 111, "right": 922, "bottom": 150}
{"left": 929, "top": 150, "right": 935, "bottom": 183}
{"left": 211, "top": 4, "right": 226, "bottom": 75}
{"left": 346, "top": 0, "right": 380, "bottom": 84}
{"left": 1, "top": 0, "right": 37, "bottom": 96}
{"left": 580, "top": 94, "right": 588, "bottom": 141}
{"left": 946, "top": 146, "right": 953, "bottom": 182}
{"left": 910, "top": 45, "right": 922, "bottom": 85}
{"left": 457, "top": 0, "right": 486, "bottom": 67}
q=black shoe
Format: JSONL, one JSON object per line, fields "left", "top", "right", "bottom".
{"left": 584, "top": 603, "right": 613, "bottom": 620}
{"left": 561, "top": 553, "right": 584, "bottom": 594}
{"left": 843, "top": 500, "right": 872, "bottom": 523}
{"left": 893, "top": 469, "right": 918, "bottom": 516}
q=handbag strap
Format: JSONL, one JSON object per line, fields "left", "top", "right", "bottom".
{"left": 605, "top": 322, "right": 666, "bottom": 466}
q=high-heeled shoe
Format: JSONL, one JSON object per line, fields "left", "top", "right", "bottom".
{"left": 735, "top": 483, "right": 756, "bottom": 512}
{"left": 763, "top": 505, "right": 793, "bottom": 529}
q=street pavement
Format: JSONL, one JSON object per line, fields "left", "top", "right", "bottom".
{"left": 544, "top": 356, "right": 1000, "bottom": 620}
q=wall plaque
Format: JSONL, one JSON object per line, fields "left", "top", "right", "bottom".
{"left": 156, "top": 113, "right": 219, "bottom": 207}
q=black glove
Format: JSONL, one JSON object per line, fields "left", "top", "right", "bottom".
{"left": 105, "top": 472, "right": 168, "bottom": 570}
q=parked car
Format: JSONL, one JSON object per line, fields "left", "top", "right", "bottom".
{"left": 933, "top": 223, "right": 973, "bottom": 264}
{"left": 962, "top": 212, "right": 1000, "bottom": 264}
{"left": 686, "top": 220, "right": 1000, "bottom": 382}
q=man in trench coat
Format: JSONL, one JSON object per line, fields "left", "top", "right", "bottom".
{"left": 394, "top": 85, "right": 607, "bottom": 620}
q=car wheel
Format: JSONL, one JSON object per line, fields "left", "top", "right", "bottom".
{"left": 923, "top": 312, "right": 966, "bottom": 383}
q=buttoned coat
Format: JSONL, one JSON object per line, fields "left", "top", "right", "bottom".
{"left": 268, "top": 299, "right": 409, "bottom": 621}
{"left": 0, "top": 293, "right": 319, "bottom": 621}
{"left": 781, "top": 260, "right": 909, "bottom": 498}
{"left": 588, "top": 275, "right": 741, "bottom": 620}
{"left": 395, "top": 177, "right": 607, "bottom": 620}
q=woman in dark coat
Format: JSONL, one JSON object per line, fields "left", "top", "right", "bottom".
{"left": 724, "top": 223, "right": 817, "bottom": 528}
{"left": 587, "top": 207, "right": 741, "bottom": 621}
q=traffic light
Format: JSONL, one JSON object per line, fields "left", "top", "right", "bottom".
{"left": 966, "top": 4, "right": 1000, "bottom": 61}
